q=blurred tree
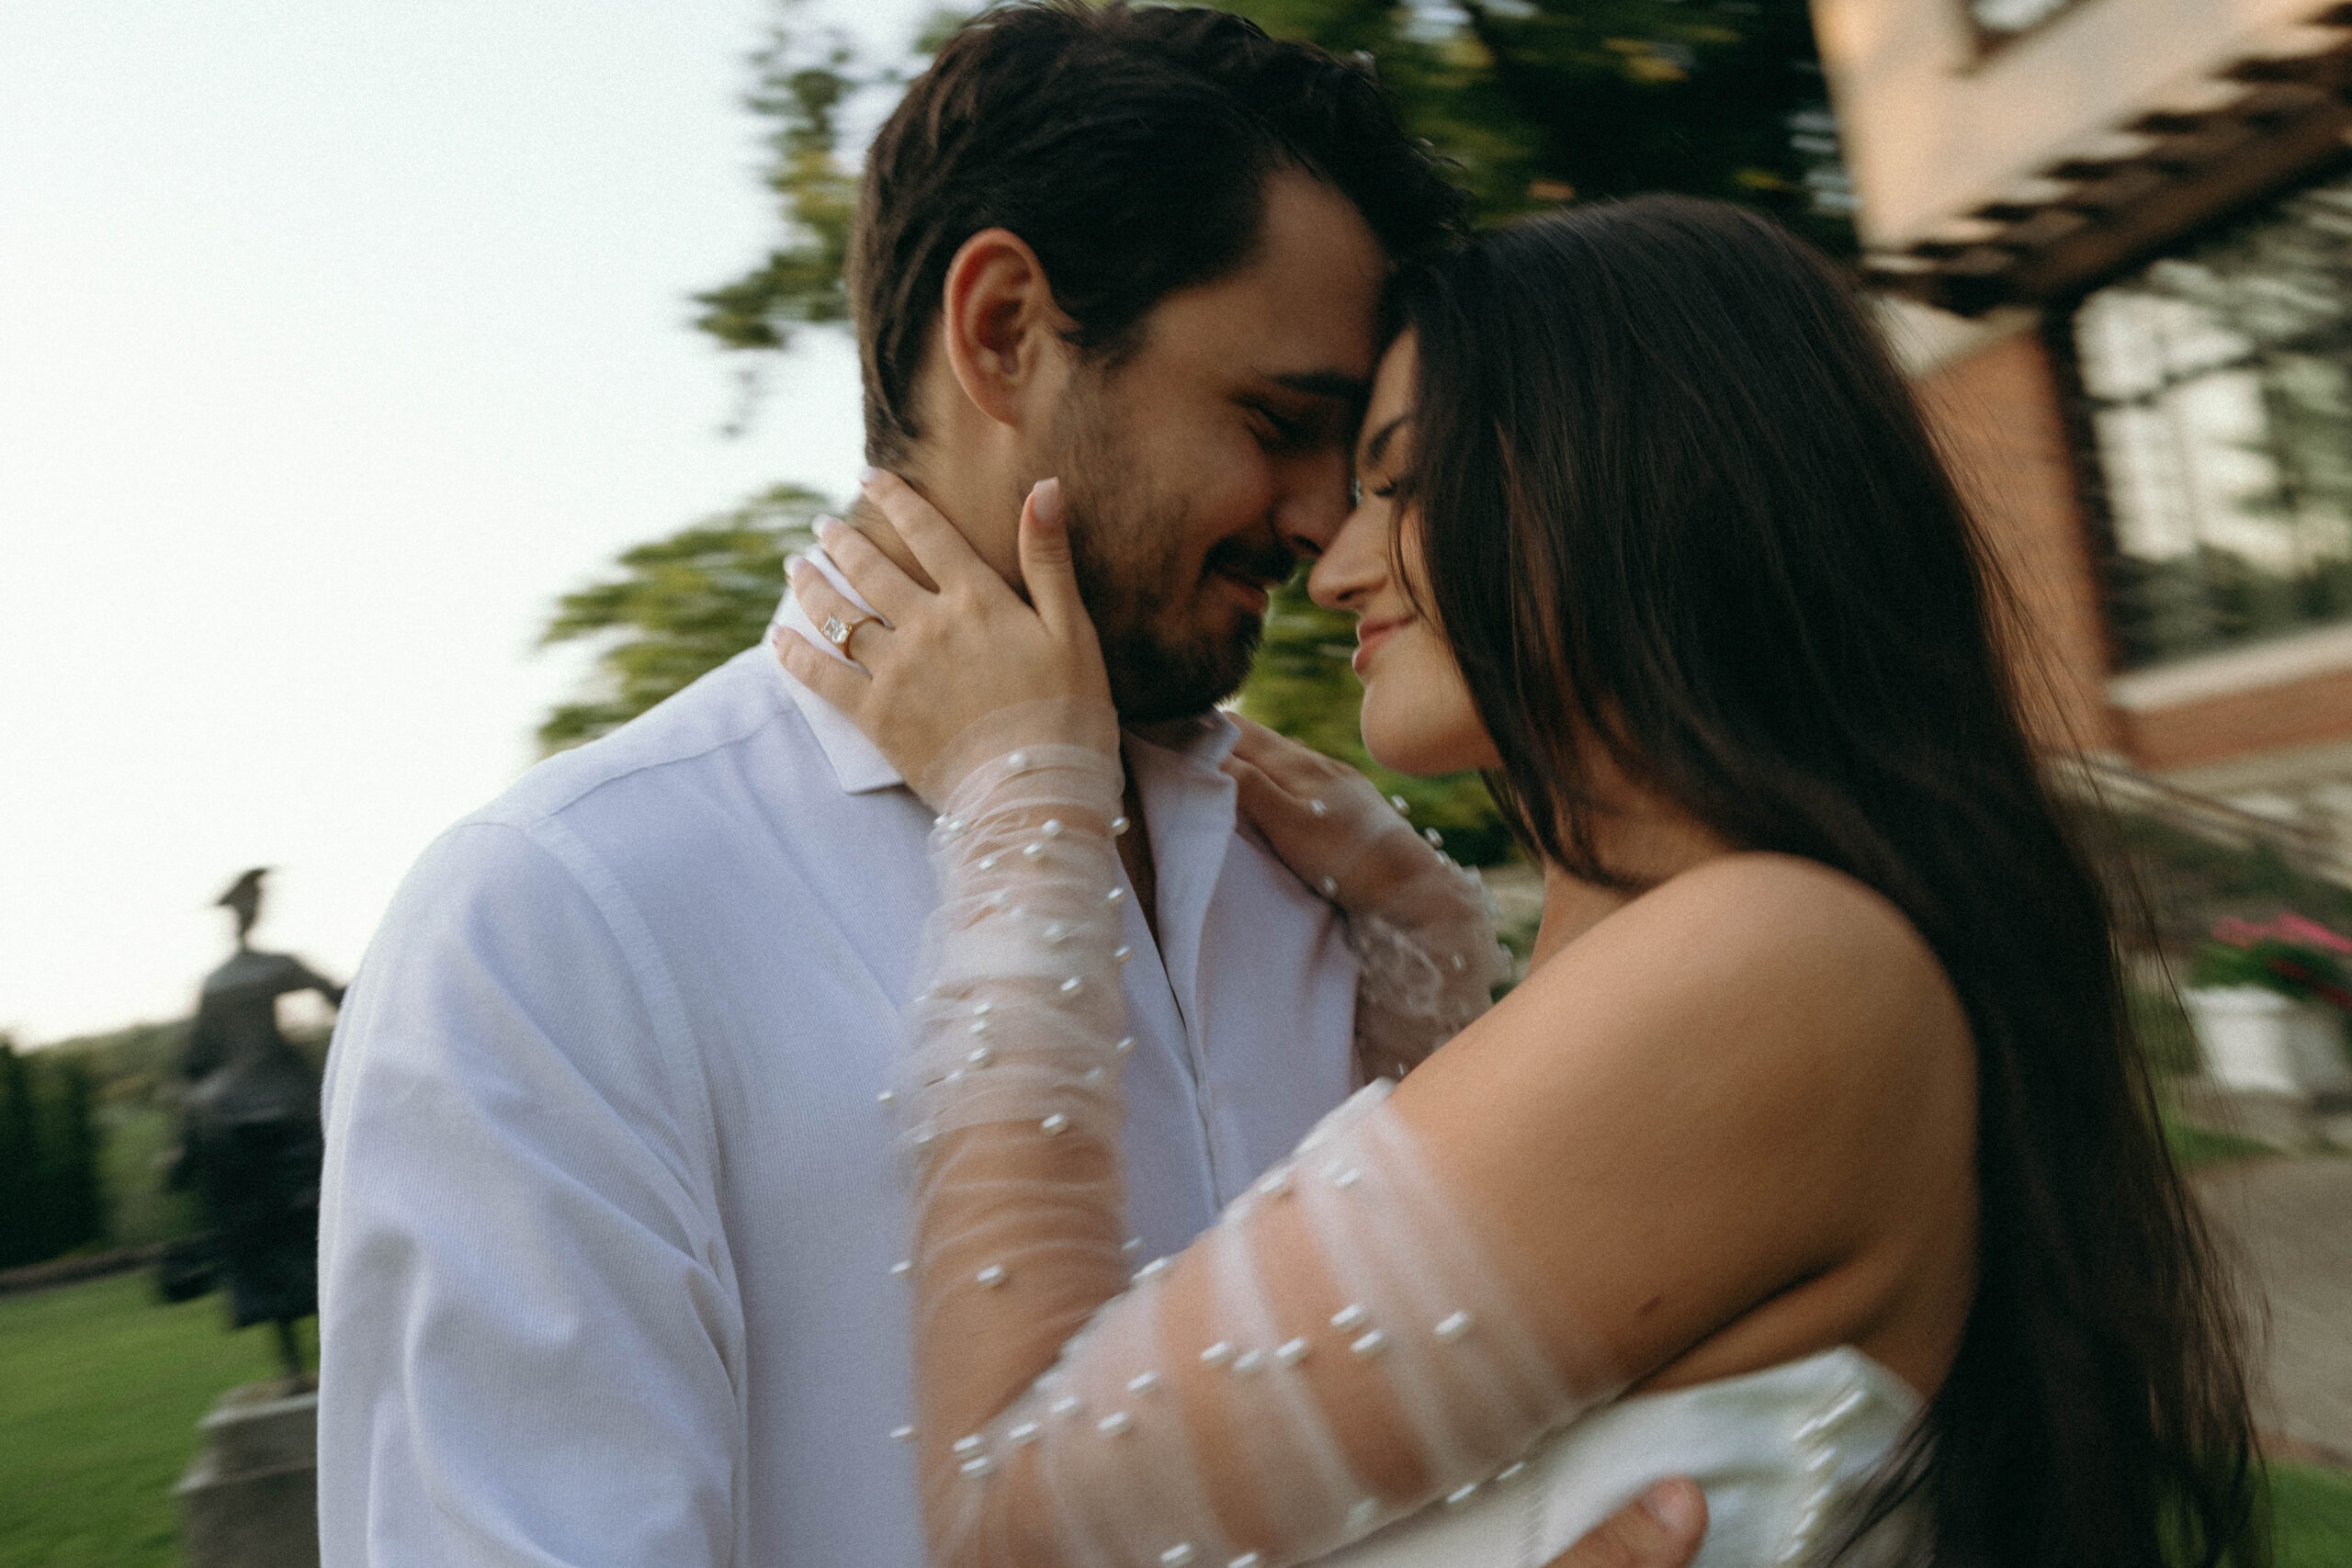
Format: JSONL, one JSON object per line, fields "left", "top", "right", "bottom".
{"left": 538, "top": 484, "right": 827, "bottom": 752}
{"left": 549, "top": 0, "right": 1852, "bottom": 862}
{"left": 693, "top": 13, "right": 868, "bottom": 355}
{"left": 46, "top": 1058, "right": 105, "bottom": 1258}
{"left": 695, "top": 0, "right": 1850, "bottom": 344}
{"left": 0, "top": 1040, "right": 108, "bottom": 1269}
{"left": 0, "top": 1039, "right": 32, "bottom": 1266}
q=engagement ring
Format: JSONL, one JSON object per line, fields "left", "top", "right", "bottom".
{"left": 821, "top": 613, "right": 875, "bottom": 650}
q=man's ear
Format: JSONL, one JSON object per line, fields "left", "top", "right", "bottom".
{"left": 939, "top": 228, "right": 1069, "bottom": 430}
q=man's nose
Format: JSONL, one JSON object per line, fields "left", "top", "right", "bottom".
{"left": 1272, "top": 446, "right": 1354, "bottom": 561}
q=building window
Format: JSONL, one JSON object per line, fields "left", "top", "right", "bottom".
{"left": 2073, "top": 166, "right": 2352, "bottom": 670}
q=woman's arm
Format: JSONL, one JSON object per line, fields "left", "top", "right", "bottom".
{"left": 779, "top": 476, "right": 1965, "bottom": 1568}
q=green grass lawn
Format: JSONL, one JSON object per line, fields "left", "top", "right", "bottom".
{"left": 4, "top": 1271, "right": 2350, "bottom": 1567}
{"left": 0, "top": 1271, "right": 289, "bottom": 1568}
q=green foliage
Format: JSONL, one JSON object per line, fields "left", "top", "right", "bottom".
{"left": 1223, "top": 0, "right": 1852, "bottom": 247}
{"left": 99, "top": 1105, "right": 206, "bottom": 1252}
{"left": 537, "top": 484, "right": 829, "bottom": 752}
{"left": 27, "top": 1019, "right": 326, "bottom": 1254}
{"left": 2160, "top": 1116, "right": 2277, "bottom": 1169}
{"left": 2189, "top": 915, "right": 2352, "bottom": 1009}
{"left": 0, "top": 1040, "right": 108, "bottom": 1269}
{"left": 40, "top": 1021, "right": 191, "bottom": 1117}
{"left": 2086, "top": 804, "right": 2352, "bottom": 952}
{"left": 693, "top": 10, "right": 869, "bottom": 352}
{"left": 695, "top": 0, "right": 1852, "bottom": 348}
{"left": 2271, "top": 1461, "right": 2352, "bottom": 1568}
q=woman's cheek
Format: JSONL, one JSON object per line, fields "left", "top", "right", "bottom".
{"left": 1361, "top": 634, "right": 1497, "bottom": 776}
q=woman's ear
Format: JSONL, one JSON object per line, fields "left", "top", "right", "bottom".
{"left": 938, "top": 228, "right": 1070, "bottom": 430}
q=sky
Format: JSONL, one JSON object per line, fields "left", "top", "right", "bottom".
{"left": 1, "top": 0, "right": 930, "bottom": 1043}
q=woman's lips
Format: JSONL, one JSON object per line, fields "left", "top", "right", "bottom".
{"left": 1351, "top": 617, "right": 1404, "bottom": 676}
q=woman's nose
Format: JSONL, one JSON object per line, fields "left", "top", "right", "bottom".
{"left": 1307, "top": 502, "right": 1388, "bottom": 613}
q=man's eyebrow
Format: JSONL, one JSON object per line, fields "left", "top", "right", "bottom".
{"left": 1362, "top": 414, "right": 1412, "bottom": 468}
{"left": 1267, "top": 370, "right": 1371, "bottom": 405}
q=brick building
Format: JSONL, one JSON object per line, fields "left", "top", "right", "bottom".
{"left": 1813, "top": 0, "right": 2352, "bottom": 864}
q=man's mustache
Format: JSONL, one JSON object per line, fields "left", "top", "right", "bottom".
{"left": 1204, "top": 537, "right": 1297, "bottom": 592}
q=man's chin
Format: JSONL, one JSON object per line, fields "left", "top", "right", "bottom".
{"left": 1103, "top": 623, "right": 1261, "bottom": 725}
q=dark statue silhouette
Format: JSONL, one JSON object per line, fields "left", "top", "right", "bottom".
{"left": 169, "top": 868, "right": 343, "bottom": 1382}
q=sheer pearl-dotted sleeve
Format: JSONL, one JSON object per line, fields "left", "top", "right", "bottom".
{"left": 1345, "top": 847, "right": 1514, "bottom": 1083}
{"left": 1253, "top": 778, "right": 1514, "bottom": 1083}
{"left": 895, "top": 746, "right": 1618, "bottom": 1568}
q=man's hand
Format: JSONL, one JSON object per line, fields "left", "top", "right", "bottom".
{"left": 1544, "top": 1480, "right": 1707, "bottom": 1568}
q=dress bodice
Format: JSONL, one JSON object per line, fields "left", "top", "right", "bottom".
{"left": 1325, "top": 1347, "right": 1923, "bottom": 1568}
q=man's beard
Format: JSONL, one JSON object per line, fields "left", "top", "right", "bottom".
{"left": 1049, "top": 389, "right": 1294, "bottom": 725}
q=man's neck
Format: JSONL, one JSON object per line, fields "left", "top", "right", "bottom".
{"left": 835, "top": 470, "right": 1164, "bottom": 931}
{"left": 839, "top": 495, "right": 936, "bottom": 591}
{"left": 840, "top": 443, "right": 1028, "bottom": 589}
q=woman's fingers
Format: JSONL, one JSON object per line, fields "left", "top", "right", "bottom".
{"left": 1231, "top": 716, "right": 1353, "bottom": 798}
{"left": 859, "top": 468, "right": 986, "bottom": 592}
{"left": 1224, "top": 752, "right": 1283, "bottom": 818}
{"left": 1542, "top": 1480, "right": 1705, "bottom": 1568}
{"left": 812, "top": 515, "right": 923, "bottom": 621}
{"left": 786, "top": 557, "right": 893, "bottom": 665}
{"left": 773, "top": 625, "right": 869, "bottom": 713}
{"left": 1017, "top": 479, "right": 1087, "bottom": 640}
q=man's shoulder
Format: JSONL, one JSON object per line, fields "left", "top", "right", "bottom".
{"left": 483, "top": 648, "right": 802, "bottom": 828}
{"left": 409, "top": 648, "right": 883, "bottom": 910}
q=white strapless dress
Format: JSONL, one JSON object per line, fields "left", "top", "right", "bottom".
{"left": 1324, "top": 1347, "right": 1924, "bottom": 1568}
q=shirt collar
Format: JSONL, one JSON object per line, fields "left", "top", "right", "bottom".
{"left": 765, "top": 548, "right": 1248, "bottom": 796}
{"left": 1126, "top": 710, "right": 1243, "bottom": 774}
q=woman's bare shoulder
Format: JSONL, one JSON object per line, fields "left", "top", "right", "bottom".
{"left": 1546, "top": 852, "right": 1952, "bottom": 1036}
{"left": 1394, "top": 852, "right": 1978, "bottom": 1382}
{"left": 1440, "top": 851, "right": 1969, "bottom": 1152}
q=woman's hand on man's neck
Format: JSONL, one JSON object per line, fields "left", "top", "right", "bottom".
{"left": 839, "top": 493, "right": 938, "bottom": 591}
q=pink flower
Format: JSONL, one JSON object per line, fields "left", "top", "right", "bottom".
{"left": 2210, "top": 914, "right": 2352, "bottom": 953}
{"left": 2211, "top": 917, "right": 2266, "bottom": 948}
{"left": 2271, "top": 914, "right": 2352, "bottom": 955}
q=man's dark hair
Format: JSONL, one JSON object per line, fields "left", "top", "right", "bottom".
{"left": 849, "top": 1, "right": 1464, "bottom": 464}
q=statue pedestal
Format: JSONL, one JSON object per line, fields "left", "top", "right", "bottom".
{"left": 176, "top": 1382, "right": 318, "bottom": 1568}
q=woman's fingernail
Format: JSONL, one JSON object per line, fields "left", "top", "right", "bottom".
{"left": 1030, "top": 477, "right": 1064, "bottom": 525}
{"left": 1638, "top": 1479, "right": 1703, "bottom": 1540}
{"left": 859, "top": 466, "right": 887, "bottom": 489}
{"left": 812, "top": 514, "right": 842, "bottom": 539}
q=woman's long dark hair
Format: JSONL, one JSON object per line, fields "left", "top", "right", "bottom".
{"left": 1397, "top": 196, "right": 2263, "bottom": 1566}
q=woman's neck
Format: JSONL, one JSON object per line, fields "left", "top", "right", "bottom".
{"left": 1527, "top": 804, "right": 1739, "bottom": 968}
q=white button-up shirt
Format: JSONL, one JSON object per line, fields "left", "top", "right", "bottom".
{"left": 317, "top": 607, "right": 1361, "bottom": 1565}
